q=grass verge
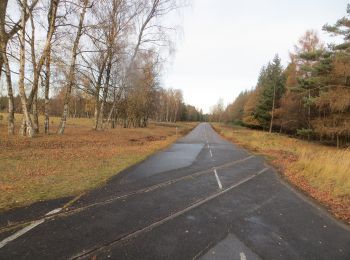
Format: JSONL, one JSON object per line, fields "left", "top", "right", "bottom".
{"left": 213, "top": 123, "right": 350, "bottom": 224}
{"left": 0, "top": 113, "right": 196, "bottom": 211}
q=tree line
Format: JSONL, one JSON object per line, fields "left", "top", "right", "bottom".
{"left": 215, "top": 6, "right": 350, "bottom": 147}
{"left": 0, "top": 86, "right": 204, "bottom": 127}
{"left": 1, "top": 0, "right": 203, "bottom": 137}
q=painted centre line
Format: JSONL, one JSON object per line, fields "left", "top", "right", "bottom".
{"left": 209, "top": 149, "right": 213, "bottom": 158}
{"left": 73, "top": 168, "right": 269, "bottom": 259}
{"left": 214, "top": 168, "right": 222, "bottom": 189}
{"left": 240, "top": 252, "right": 247, "bottom": 260}
{"left": 0, "top": 219, "right": 45, "bottom": 249}
{"left": 45, "top": 208, "right": 62, "bottom": 216}
{"left": 0, "top": 207, "right": 63, "bottom": 249}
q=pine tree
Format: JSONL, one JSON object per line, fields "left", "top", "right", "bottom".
{"left": 288, "top": 30, "right": 325, "bottom": 140}
{"left": 253, "top": 55, "right": 285, "bottom": 131}
{"left": 315, "top": 4, "right": 350, "bottom": 147}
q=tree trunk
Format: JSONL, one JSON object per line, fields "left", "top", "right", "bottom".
{"left": 32, "top": 89, "right": 39, "bottom": 133}
{"left": 106, "top": 98, "right": 117, "bottom": 126}
{"left": 0, "top": 0, "right": 40, "bottom": 80}
{"left": 174, "top": 107, "right": 178, "bottom": 123}
{"left": 0, "top": 0, "right": 8, "bottom": 81}
{"left": 27, "top": 0, "right": 59, "bottom": 114}
{"left": 106, "top": 87, "right": 123, "bottom": 126}
{"left": 74, "top": 95, "right": 77, "bottom": 118}
{"left": 1, "top": 42, "right": 15, "bottom": 134}
{"left": 18, "top": 0, "right": 59, "bottom": 136}
{"left": 111, "top": 113, "right": 116, "bottom": 129}
{"left": 18, "top": 0, "right": 35, "bottom": 137}
{"left": 0, "top": 1, "right": 15, "bottom": 134}
{"left": 336, "top": 134, "right": 340, "bottom": 149}
{"left": 93, "top": 58, "right": 107, "bottom": 130}
{"left": 166, "top": 101, "right": 169, "bottom": 122}
{"left": 29, "top": 13, "right": 39, "bottom": 134}
{"left": 57, "top": 0, "right": 89, "bottom": 134}
{"left": 269, "top": 83, "right": 276, "bottom": 133}
{"left": 97, "top": 59, "right": 112, "bottom": 130}
{"left": 44, "top": 45, "right": 51, "bottom": 134}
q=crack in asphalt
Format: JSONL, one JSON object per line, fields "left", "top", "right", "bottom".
{"left": 70, "top": 167, "right": 269, "bottom": 260}
{"left": 0, "top": 155, "right": 255, "bottom": 234}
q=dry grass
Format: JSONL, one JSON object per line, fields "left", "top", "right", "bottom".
{"left": 213, "top": 123, "right": 350, "bottom": 224}
{"left": 0, "top": 113, "right": 196, "bottom": 211}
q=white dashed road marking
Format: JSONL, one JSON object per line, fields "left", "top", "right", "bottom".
{"left": 0, "top": 207, "right": 63, "bottom": 249}
{"left": 45, "top": 208, "right": 62, "bottom": 216}
{"left": 72, "top": 167, "right": 269, "bottom": 259}
{"left": 214, "top": 168, "right": 222, "bottom": 189}
{"left": 240, "top": 252, "right": 247, "bottom": 260}
{"left": 0, "top": 220, "right": 45, "bottom": 249}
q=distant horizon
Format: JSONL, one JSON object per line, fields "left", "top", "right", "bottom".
{"left": 163, "top": 0, "right": 348, "bottom": 113}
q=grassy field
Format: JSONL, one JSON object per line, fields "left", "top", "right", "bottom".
{"left": 0, "top": 113, "right": 196, "bottom": 211}
{"left": 213, "top": 123, "right": 350, "bottom": 224}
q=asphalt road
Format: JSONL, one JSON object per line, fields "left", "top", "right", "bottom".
{"left": 0, "top": 123, "right": 349, "bottom": 259}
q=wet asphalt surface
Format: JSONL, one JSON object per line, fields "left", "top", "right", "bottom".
{"left": 0, "top": 123, "right": 349, "bottom": 259}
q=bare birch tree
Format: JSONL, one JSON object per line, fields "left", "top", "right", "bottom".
{"left": 0, "top": 0, "right": 39, "bottom": 134}
{"left": 18, "top": 0, "right": 35, "bottom": 137}
{"left": 57, "top": 0, "right": 89, "bottom": 134}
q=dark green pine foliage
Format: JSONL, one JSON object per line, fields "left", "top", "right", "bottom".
{"left": 295, "top": 47, "right": 333, "bottom": 139}
{"left": 253, "top": 55, "right": 285, "bottom": 130}
{"left": 322, "top": 2, "right": 350, "bottom": 84}
{"left": 323, "top": 4, "right": 350, "bottom": 50}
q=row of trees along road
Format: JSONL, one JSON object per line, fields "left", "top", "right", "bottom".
{"left": 0, "top": 0, "right": 204, "bottom": 137}
{"left": 215, "top": 5, "right": 350, "bottom": 147}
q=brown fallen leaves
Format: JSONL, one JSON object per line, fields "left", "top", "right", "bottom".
{"left": 0, "top": 116, "right": 195, "bottom": 211}
{"left": 284, "top": 167, "right": 350, "bottom": 224}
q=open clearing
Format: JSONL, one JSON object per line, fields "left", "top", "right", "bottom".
{"left": 0, "top": 113, "right": 195, "bottom": 211}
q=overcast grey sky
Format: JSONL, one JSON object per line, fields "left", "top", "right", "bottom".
{"left": 163, "top": 0, "right": 349, "bottom": 113}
